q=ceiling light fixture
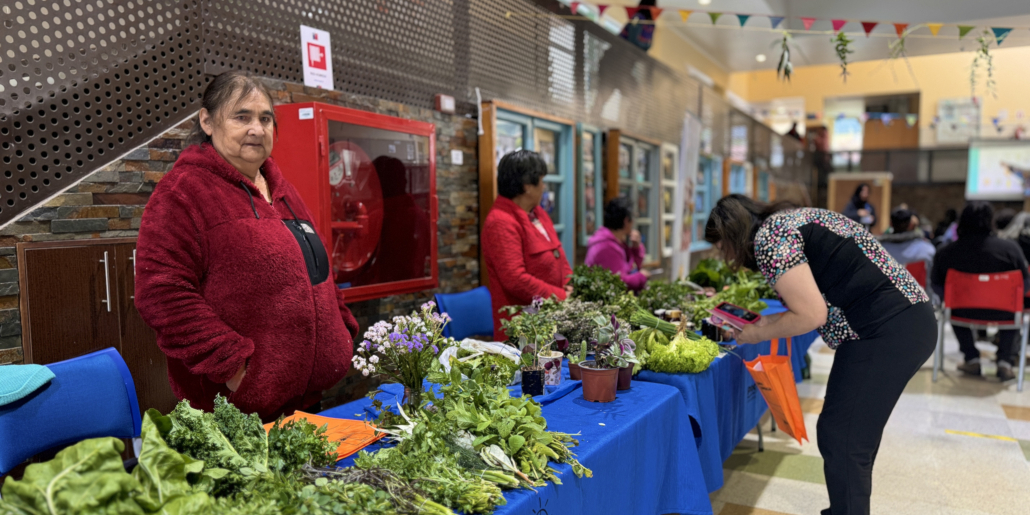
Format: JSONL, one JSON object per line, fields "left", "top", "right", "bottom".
{"left": 698, "top": 0, "right": 712, "bottom": 6}
{"left": 756, "top": 54, "right": 767, "bottom": 63}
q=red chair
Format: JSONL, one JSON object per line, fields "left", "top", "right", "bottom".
{"left": 906, "top": 261, "right": 927, "bottom": 289}
{"left": 934, "top": 270, "right": 1028, "bottom": 391}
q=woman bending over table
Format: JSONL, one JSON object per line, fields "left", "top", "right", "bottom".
{"left": 704, "top": 195, "right": 936, "bottom": 515}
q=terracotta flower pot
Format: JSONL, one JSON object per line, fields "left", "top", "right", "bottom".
{"left": 522, "top": 369, "right": 545, "bottom": 396}
{"left": 579, "top": 361, "right": 618, "bottom": 403}
{"left": 568, "top": 361, "right": 582, "bottom": 380}
{"left": 539, "top": 351, "right": 564, "bottom": 386}
{"left": 617, "top": 365, "right": 633, "bottom": 390}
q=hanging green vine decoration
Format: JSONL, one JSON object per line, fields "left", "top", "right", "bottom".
{"left": 775, "top": 32, "right": 793, "bottom": 82}
{"left": 885, "top": 24, "right": 920, "bottom": 87}
{"left": 971, "top": 30, "right": 996, "bottom": 99}
{"left": 832, "top": 32, "right": 855, "bottom": 82}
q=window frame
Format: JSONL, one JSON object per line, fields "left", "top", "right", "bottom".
{"left": 495, "top": 109, "right": 576, "bottom": 265}
{"left": 691, "top": 154, "right": 723, "bottom": 251}
{"left": 577, "top": 123, "right": 604, "bottom": 247}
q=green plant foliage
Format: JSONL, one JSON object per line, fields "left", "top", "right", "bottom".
{"left": 833, "top": 32, "right": 855, "bottom": 81}
{"left": 567, "top": 265, "right": 640, "bottom": 320}
{"left": 646, "top": 333, "right": 721, "bottom": 374}
{"left": 636, "top": 279, "right": 694, "bottom": 313}
{"left": 972, "top": 30, "right": 996, "bottom": 99}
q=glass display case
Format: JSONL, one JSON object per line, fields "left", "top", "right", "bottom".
{"left": 606, "top": 130, "right": 660, "bottom": 264}
{"left": 692, "top": 155, "right": 723, "bottom": 250}
{"left": 660, "top": 144, "right": 679, "bottom": 258}
{"left": 487, "top": 108, "right": 575, "bottom": 263}
{"left": 577, "top": 124, "right": 604, "bottom": 246}
{"left": 271, "top": 102, "right": 437, "bottom": 302}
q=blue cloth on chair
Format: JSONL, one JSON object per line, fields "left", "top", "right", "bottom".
{"left": 0, "top": 364, "right": 55, "bottom": 407}
{"left": 435, "top": 286, "right": 494, "bottom": 340}
{"left": 0, "top": 348, "right": 143, "bottom": 475}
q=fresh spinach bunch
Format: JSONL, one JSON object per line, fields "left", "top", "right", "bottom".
{"left": 636, "top": 279, "right": 695, "bottom": 313}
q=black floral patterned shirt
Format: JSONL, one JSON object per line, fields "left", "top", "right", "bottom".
{"left": 754, "top": 208, "right": 928, "bottom": 347}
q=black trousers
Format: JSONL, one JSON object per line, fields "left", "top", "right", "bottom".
{"left": 952, "top": 326, "right": 1018, "bottom": 365}
{"left": 817, "top": 302, "right": 937, "bottom": 515}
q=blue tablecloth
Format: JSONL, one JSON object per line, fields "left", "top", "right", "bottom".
{"left": 635, "top": 299, "right": 820, "bottom": 492}
{"left": 320, "top": 379, "right": 712, "bottom": 515}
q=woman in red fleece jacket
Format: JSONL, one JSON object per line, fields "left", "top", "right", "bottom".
{"left": 483, "top": 150, "right": 573, "bottom": 337}
{"left": 135, "top": 72, "right": 358, "bottom": 421}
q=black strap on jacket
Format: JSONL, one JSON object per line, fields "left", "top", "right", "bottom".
{"left": 239, "top": 182, "right": 330, "bottom": 285}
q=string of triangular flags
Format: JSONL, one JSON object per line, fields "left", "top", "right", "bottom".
{"left": 566, "top": 2, "right": 1023, "bottom": 45}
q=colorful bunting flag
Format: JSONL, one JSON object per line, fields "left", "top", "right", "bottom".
{"left": 881, "top": 113, "right": 895, "bottom": 126}
{"left": 893, "top": 23, "right": 908, "bottom": 37}
{"left": 859, "top": 113, "right": 870, "bottom": 123}
{"left": 927, "top": 23, "right": 942, "bottom": 36}
{"left": 958, "top": 25, "right": 975, "bottom": 39}
{"left": 679, "top": 10, "right": 692, "bottom": 22}
{"left": 709, "top": 12, "right": 722, "bottom": 24}
{"left": 832, "top": 20, "right": 847, "bottom": 32}
{"left": 801, "top": 17, "right": 816, "bottom": 30}
{"left": 992, "top": 27, "right": 1013, "bottom": 45}
{"left": 737, "top": 14, "right": 750, "bottom": 27}
{"left": 861, "top": 22, "right": 878, "bottom": 36}
{"left": 570, "top": 2, "right": 581, "bottom": 14}
{"left": 648, "top": 7, "right": 664, "bottom": 19}
{"left": 905, "top": 114, "right": 918, "bottom": 128}
{"left": 625, "top": 6, "right": 639, "bottom": 18}
{"left": 769, "top": 16, "right": 784, "bottom": 29}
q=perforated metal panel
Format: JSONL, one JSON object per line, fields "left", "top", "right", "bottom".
{"left": 0, "top": 0, "right": 785, "bottom": 228}
{"left": 203, "top": 0, "right": 465, "bottom": 110}
{"left": 1, "top": 0, "right": 205, "bottom": 225}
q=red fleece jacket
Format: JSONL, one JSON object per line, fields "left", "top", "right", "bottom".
{"left": 482, "top": 197, "right": 572, "bottom": 337}
{"left": 135, "top": 143, "right": 358, "bottom": 421}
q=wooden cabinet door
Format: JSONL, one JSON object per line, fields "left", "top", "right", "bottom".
{"left": 19, "top": 244, "right": 123, "bottom": 365}
{"left": 114, "top": 243, "right": 179, "bottom": 415}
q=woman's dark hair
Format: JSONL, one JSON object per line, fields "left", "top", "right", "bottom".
{"left": 497, "top": 150, "right": 547, "bottom": 199}
{"left": 704, "top": 194, "right": 796, "bottom": 270}
{"left": 995, "top": 208, "right": 1016, "bottom": 231}
{"left": 851, "top": 183, "right": 870, "bottom": 207}
{"left": 603, "top": 197, "right": 633, "bottom": 230}
{"left": 186, "top": 71, "right": 277, "bottom": 146}
{"left": 957, "top": 201, "right": 994, "bottom": 238}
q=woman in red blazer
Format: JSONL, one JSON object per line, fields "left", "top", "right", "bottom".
{"left": 483, "top": 150, "right": 573, "bottom": 338}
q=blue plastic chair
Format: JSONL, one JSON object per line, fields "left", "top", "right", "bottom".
{"left": 0, "top": 348, "right": 143, "bottom": 475}
{"left": 435, "top": 286, "right": 494, "bottom": 341}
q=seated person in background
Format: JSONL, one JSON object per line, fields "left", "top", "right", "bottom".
{"left": 931, "top": 202, "right": 1030, "bottom": 381}
{"left": 999, "top": 211, "right": 1030, "bottom": 263}
{"left": 878, "top": 207, "right": 936, "bottom": 270}
{"left": 996, "top": 208, "right": 1017, "bottom": 233}
{"left": 585, "top": 198, "right": 650, "bottom": 293}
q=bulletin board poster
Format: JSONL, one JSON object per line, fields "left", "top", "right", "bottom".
{"left": 966, "top": 140, "right": 1030, "bottom": 201}
{"left": 673, "top": 114, "right": 702, "bottom": 280}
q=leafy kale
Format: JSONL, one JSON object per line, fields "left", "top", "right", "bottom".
{"left": 268, "top": 419, "right": 339, "bottom": 475}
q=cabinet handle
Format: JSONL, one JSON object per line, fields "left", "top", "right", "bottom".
{"left": 100, "top": 251, "right": 112, "bottom": 312}
{"left": 130, "top": 249, "right": 136, "bottom": 300}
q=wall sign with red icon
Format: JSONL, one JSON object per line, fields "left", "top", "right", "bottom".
{"left": 300, "top": 25, "right": 334, "bottom": 90}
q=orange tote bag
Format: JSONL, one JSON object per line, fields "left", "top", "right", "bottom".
{"left": 745, "top": 337, "right": 808, "bottom": 445}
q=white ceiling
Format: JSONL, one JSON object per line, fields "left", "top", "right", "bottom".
{"left": 647, "top": 0, "right": 1030, "bottom": 72}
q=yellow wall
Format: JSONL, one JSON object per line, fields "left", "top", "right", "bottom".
{"left": 728, "top": 45, "right": 1030, "bottom": 145}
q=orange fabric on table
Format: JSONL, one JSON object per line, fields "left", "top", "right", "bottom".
{"left": 263, "top": 412, "right": 384, "bottom": 459}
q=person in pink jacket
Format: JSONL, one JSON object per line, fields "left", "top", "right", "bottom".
{"left": 585, "top": 198, "right": 651, "bottom": 292}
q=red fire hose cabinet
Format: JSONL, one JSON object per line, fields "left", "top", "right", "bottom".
{"left": 272, "top": 102, "right": 438, "bottom": 302}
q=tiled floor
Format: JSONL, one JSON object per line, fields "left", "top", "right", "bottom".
{"left": 709, "top": 326, "right": 1030, "bottom": 515}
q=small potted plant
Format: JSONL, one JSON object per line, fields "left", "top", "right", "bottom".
{"left": 580, "top": 315, "right": 638, "bottom": 402}
{"left": 568, "top": 340, "right": 589, "bottom": 380}
{"left": 501, "top": 299, "right": 558, "bottom": 397}
{"left": 538, "top": 334, "right": 568, "bottom": 386}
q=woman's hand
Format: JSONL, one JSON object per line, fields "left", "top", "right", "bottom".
{"left": 629, "top": 229, "right": 642, "bottom": 247}
{"left": 227, "top": 362, "right": 247, "bottom": 392}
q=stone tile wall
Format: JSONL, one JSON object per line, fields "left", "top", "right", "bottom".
{"left": 0, "top": 80, "right": 480, "bottom": 409}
